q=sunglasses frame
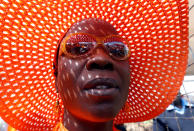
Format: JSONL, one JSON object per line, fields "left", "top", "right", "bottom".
{"left": 60, "top": 33, "right": 130, "bottom": 60}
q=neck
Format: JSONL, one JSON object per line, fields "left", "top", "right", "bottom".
{"left": 63, "top": 110, "right": 113, "bottom": 131}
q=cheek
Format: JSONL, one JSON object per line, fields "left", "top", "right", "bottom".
{"left": 58, "top": 58, "right": 78, "bottom": 83}
{"left": 57, "top": 60, "right": 77, "bottom": 102}
{"left": 118, "top": 60, "right": 130, "bottom": 82}
{"left": 57, "top": 57, "right": 86, "bottom": 105}
{"left": 118, "top": 61, "right": 130, "bottom": 98}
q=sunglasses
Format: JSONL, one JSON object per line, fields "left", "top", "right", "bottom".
{"left": 59, "top": 33, "right": 130, "bottom": 60}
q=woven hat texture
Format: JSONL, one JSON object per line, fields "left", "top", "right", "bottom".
{"left": 0, "top": 0, "right": 188, "bottom": 130}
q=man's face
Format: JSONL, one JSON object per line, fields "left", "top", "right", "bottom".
{"left": 56, "top": 19, "right": 130, "bottom": 122}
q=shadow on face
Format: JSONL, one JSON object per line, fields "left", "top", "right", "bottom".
{"left": 55, "top": 18, "right": 130, "bottom": 122}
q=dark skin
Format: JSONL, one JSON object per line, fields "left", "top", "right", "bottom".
{"left": 55, "top": 18, "right": 130, "bottom": 131}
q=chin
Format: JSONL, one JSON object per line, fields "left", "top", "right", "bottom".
{"left": 85, "top": 113, "right": 116, "bottom": 123}
{"left": 82, "top": 103, "right": 121, "bottom": 122}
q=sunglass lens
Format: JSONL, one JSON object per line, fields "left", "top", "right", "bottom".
{"left": 65, "top": 35, "right": 95, "bottom": 56}
{"left": 104, "top": 42, "right": 129, "bottom": 59}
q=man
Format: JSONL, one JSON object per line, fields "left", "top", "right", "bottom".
{"left": 153, "top": 93, "right": 194, "bottom": 131}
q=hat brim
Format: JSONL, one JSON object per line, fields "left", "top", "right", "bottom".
{"left": 0, "top": 0, "right": 188, "bottom": 130}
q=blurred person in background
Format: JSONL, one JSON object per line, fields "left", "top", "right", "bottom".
{"left": 153, "top": 92, "right": 194, "bottom": 131}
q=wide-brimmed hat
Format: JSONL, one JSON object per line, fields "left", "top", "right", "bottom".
{"left": 0, "top": 0, "right": 188, "bottom": 130}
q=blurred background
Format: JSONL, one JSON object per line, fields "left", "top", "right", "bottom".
{"left": 0, "top": 0, "right": 194, "bottom": 131}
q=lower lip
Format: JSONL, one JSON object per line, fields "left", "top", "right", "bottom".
{"left": 84, "top": 88, "right": 119, "bottom": 96}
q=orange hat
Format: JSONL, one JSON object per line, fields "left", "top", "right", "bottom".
{"left": 0, "top": 0, "right": 189, "bottom": 130}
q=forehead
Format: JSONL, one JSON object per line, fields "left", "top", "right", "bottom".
{"left": 66, "top": 19, "right": 118, "bottom": 37}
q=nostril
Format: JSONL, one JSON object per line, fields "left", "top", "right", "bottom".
{"left": 87, "top": 62, "right": 114, "bottom": 71}
{"left": 104, "top": 63, "right": 114, "bottom": 70}
{"left": 90, "top": 63, "right": 101, "bottom": 70}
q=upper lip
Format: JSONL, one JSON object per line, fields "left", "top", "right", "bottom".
{"left": 83, "top": 78, "right": 119, "bottom": 90}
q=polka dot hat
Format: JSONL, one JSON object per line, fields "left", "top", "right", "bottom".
{"left": 0, "top": 0, "right": 189, "bottom": 130}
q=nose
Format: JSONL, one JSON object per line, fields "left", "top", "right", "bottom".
{"left": 86, "top": 48, "right": 114, "bottom": 71}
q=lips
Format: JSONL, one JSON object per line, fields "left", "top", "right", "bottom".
{"left": 83, "top": 78, "right": 119, "bottom": 96}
